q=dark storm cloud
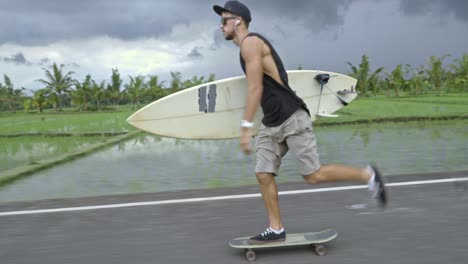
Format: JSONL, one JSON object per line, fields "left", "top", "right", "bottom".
{"left": 1, "top": 52, "right": 31, "bottom": 65}
{"left": 247, "top": 0, "right": 356, "bottom": 31}
{"left": 3, "top": 0, "right": 467, "bottom": 46}
{"left": 39, "top": 58, "right": 51, "bottom": 66}
{"left": 187, "top": 47, "right": 203, "bottom": 59}
{"left": 0, "top": 0, "right": 202, "bottom": 45}
{"left": 399, "top": 0, "right": 468, "bottom": 22}
{"left": 0, "top": 52, "right": 77, "bottom": 67}
{"left": 2, "top": 0, "right": 359, "bottom": 45}
{"left": 210, "top": 0, "right": 356, "bottom": 48}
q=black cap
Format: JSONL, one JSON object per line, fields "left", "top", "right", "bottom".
{"left": 213, "top": 1, "right": 251, "bottom": 23}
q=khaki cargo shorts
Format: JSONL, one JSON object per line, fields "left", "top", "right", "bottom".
{"left": 255, "top": 109, "right": 320, "bottom": 176}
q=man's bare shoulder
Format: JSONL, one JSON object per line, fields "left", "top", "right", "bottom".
{"left": 241, "top": 35, "right": 265, "bottom": 58}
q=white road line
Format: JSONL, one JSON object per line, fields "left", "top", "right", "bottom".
{"left": 0, "top": 177, "right": 467, "bottom": 217}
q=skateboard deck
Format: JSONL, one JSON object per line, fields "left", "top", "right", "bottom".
{"left": 229, "top": 229, "right": 338, "bottom": 261}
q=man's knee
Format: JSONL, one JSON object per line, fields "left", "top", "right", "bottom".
{"left": 303, "top": 169, "right": 323, "bottom": 185}
{"left": 256, "top": 172, "right": 275, "bottom": 185}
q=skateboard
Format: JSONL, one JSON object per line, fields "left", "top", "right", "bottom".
{"left": 229, "top": 229, "right": 338, "bottom": 262}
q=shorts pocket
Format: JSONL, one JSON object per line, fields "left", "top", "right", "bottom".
{"left": 295, "top": 110, "right": 313, "bottom": 134}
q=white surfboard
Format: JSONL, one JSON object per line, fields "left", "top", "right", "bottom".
{"left": 127, "top": 70, "right": 357, "bottom": 139}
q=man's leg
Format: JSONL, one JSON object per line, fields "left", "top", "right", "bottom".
{"left": 249, "top": 125, "right": 287, "bottom": 244}
{"left": 285, "top": 109, "right": 387, "bottom": 207}
{"left": 303, "top": 164, "right": 369, "bottom": 185}
{"left": 248, "top": 171, "right": 286, "bottom": 244}
{"left": 256, "top": 172, "right": 283, "bottom": 230}
{"left": 289, "top": 126, "right": 388, "bottom": 207}
{"left": 304, "top": 164, "right": 388, "bottom": 207}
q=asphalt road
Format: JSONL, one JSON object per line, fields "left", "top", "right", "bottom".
{"left": 1, "top": 171, "right": 467, "bottom": 264}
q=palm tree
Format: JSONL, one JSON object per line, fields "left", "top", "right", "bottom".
{"left": 145, "top": 75, "right": 167, "bottom": 101}
{"left": 424, "top": 55, "right": 450, "bottom": 95}
{"left": 182, "top": 74, "right": 216, "bottom": 90}
{"left": 448, "top": 54, "right": 468, "bottom": 92}
{"left": 72, "top": 75, "right": 93, "bottom": 111}
{"left": 31, "top": 89, "right": 48, "bottom": 113}
{"left": 0, "top": 74, "right": 25, "bottom": 112}
{"left": 386, "top": 64, "right": 406, "bottom": 97}
{"left": 107, "top": 68, "right": 123, "bottom": 107}
{"left": 182, "top": 75, "right": 208, "bottom": 89}
{"left": 367, "top": 70, "right": 384, "bottom": 96}
{"left": 407, "top": 69, "right": 425, "bottom": 95}
{"left": 92, "top": 80, "right": 106, "bottom": 111}
{"left": 451, "top": 54, "right": 468, "bottom": 79}
{"left": 347, "top": 55, "right": 384, "bottom": 95}
{"left": 125, "top": 75, "right": 146, "bottom": 110}
{"left": 37, "top": 63, "right": 75, "bottom": 111}
{"left": 23, "top": 98, "right": 32, "bottom": 112}
{"left": 169, "top": 72, "right": 182, "bottom": 93}
{"left": 207, "top": 74, "right": 216, "bottom": 83}
{"left": 0, "top": 81, "right": 6, "bottom": 110}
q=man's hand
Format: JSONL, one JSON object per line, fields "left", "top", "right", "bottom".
{"left": 240, "top": 127, "right": 252, "bottom": 155}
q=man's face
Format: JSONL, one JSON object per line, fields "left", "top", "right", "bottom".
{"left": 219, "top": 11, "right": 238, "bottom": 40}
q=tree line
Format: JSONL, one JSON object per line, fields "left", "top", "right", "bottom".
{"left": 0, "top": 64, "right": 215, "bottom": 113}
{"left": 1, "top": 54, "right": 467, "bottom": 113}
{"left": 347, "top": 54, "right": 467, "bottom": 96}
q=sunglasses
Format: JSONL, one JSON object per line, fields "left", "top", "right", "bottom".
{"left": 221, "top": 16, "right": 238, "bottom": 26}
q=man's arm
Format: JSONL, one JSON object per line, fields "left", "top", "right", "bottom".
{"left": 240, "top": 36, "right": 264, "bottom": 124}
{"left": 239, "top": 36, "right": 264, "bottom": 154}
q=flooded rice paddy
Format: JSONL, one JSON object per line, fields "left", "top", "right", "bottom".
{"left": 0, "top": 120, "right": 466, "bottom": 202}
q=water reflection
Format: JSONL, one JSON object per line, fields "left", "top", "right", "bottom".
{"left": 0, "top": 120, "right": 466, "bottom": 202}
{"left": 0, "top": 136, "right": 106, "bottom": 172}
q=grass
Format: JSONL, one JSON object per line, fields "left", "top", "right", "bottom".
{"left": 314, "top": 95, "right": 468, "bottom": 125}
{"left": 0, "top": 106, "right": 136, "bottom": 134}
{"left": 1, "top": 95, "right": 466, "bottom": 133}
{"left": 0, "top": 106, "right": 140, "bottom": 184}
{"left": 393, "top": 93, "right": 468, "bottom": 105}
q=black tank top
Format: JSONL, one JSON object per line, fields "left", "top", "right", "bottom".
{"left": 239, "top": 33, "right": 310, "bottom": 127}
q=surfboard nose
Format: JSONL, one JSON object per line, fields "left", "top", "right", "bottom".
{"left": 126, "top": 114, "right": 134, "bottom": 123}
{"left": 126, "top": 112, "right": 138, "bottom": 126}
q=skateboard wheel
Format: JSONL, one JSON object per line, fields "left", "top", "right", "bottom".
{"left": 313, "top": 244, "right": 326, "bottom": 256}
{"left": 245, "top": 249, "right": 256, "bottom": 262}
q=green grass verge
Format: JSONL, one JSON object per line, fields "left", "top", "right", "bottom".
{"left": 1, "top": 95, "right": 467, "bottom": 132}
{"left": 0, "top": 107, "right": 135, "bottom": 134}
{"left": 314, "top": 95, "right": 468, "bottom": 125}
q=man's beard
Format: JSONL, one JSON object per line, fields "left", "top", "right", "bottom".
{"left": 224, "top": 31, "right": 235, "bottom": 41}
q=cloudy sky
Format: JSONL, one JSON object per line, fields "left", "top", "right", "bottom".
{"left": 1, "top": 0, "right": 467, "bottom": 91}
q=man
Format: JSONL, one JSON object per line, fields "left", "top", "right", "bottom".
{"left": 213, "top": 1, "right": 388, "bottom": 244}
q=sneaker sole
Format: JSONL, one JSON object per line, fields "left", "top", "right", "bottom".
{"left": 247, "top": 238, "right": 286, "bottom": 245}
